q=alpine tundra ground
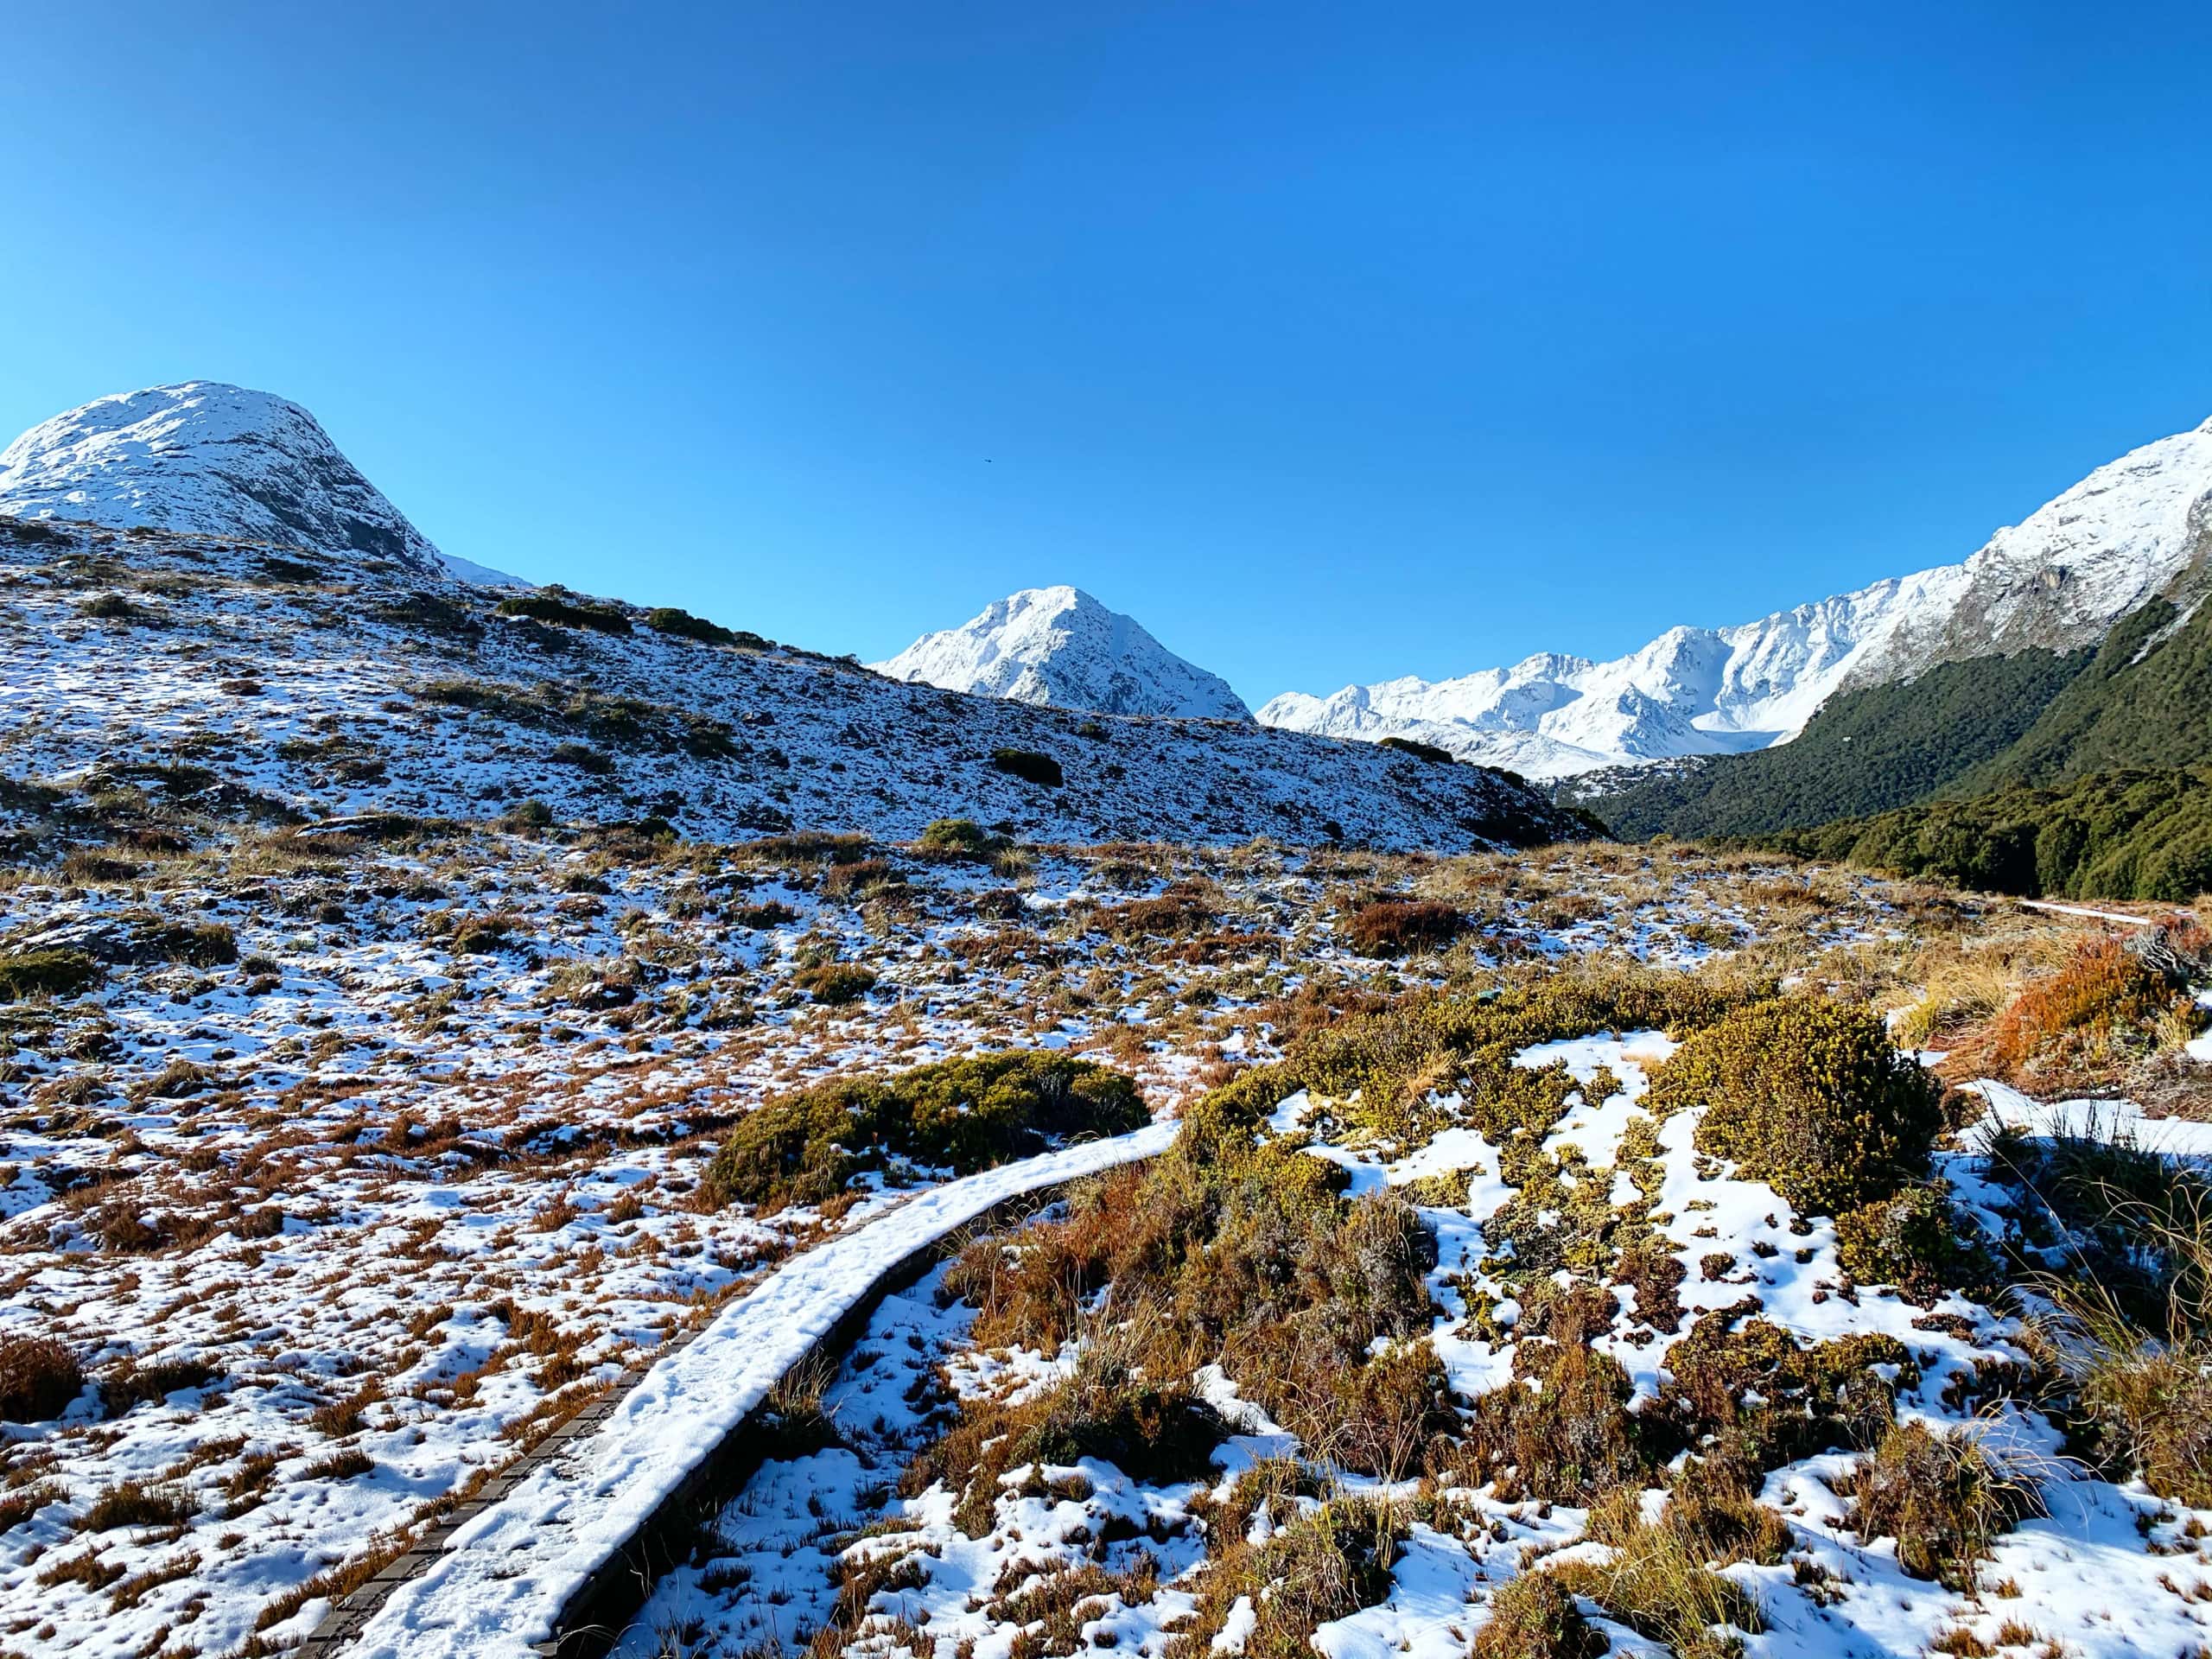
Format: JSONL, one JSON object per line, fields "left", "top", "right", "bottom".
{"left": 5, "top": 800, "right": 2211, "bottom": 1659}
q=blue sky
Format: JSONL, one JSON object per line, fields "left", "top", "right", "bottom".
{"left": 5, "top": 3, "right": 2210, "bottom": 706}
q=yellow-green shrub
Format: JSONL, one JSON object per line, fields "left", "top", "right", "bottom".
{"left": 702, "top": 1052, "right": 1146, "bottom": 1211}
{"left": 1648, "top": 995, "right": 1943, "bottom": 1214}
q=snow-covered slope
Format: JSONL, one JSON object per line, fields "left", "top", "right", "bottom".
{"left": 0, "top": 516, "right": 1579, "bottom": 854}
{"left": 873, "top": 586, "right": 1252, "bottom": 721}
{"left": 1263, "top": 415, "right": 2212, "bottom": 778}
{"left": 0, "top": 381, "right": 523, "bottom": 587}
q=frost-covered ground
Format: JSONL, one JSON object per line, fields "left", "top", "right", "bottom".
{"left": 0, "top": 784, "right": 1934, "bottom": 1659}
{"left": 620, "top": 1046, "right": 2212, "bottom": 1659}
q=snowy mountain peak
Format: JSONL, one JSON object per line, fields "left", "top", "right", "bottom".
{"left": 0, "top": 381, "right": 513, "bottom": 584}
{"left": 871, "top": 585, "right": 1253, "bottom": 721}
{"left": 1262, "top": 412, "right": 2212, "bottom": 778}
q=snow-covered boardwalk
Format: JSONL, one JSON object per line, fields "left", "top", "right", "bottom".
{"left": 332, "top": 1121, "right": 1179, "bottom": 1659}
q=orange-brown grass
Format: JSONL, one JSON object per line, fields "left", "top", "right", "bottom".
{"left": 1963, "top": 936, "right": 2196, "bottom": 1087}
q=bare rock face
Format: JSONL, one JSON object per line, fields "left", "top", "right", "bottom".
{"left": 0, "top": 380, "right": 457, "bottom": 576}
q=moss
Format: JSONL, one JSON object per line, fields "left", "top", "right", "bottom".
{"left": 0, "top": 948, "right": 102, "bottom": 1002}
{"left": 702, "top": 1052, "right": 1147, "bottom": 1212}
{"left": 1648, "top": 995, "right": 1942, "bottom": 1214}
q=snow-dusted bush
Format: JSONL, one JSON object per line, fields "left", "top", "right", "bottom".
{"left": 1648, "top": 995, "right": 1944, "bottom": 1214}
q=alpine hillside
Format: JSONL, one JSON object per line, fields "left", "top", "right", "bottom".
{"left": 0, "top": 386, "right": 1579, "bottom": 855}
{"left": 872, "top": 584, "right": 1253, "bottom": 721}
{"left": 0, "top": 381, "right": 522, "bottom": 588}
{"left": 1262, "top": 413, "right": 2212, "bottom": 780}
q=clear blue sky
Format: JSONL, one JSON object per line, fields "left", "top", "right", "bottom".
{"left": 6, "top": 3, "right": 2210, "bottom": 706}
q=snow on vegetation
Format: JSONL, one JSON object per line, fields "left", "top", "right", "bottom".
{"left": 0, "top": 734, "right": 1930, "bottom": 1659}
{"left": 607, "top": 949, "right": 2212, "bottom": 1659}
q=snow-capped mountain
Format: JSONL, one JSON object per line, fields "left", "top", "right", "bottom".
{"left": 1262, "top": 415, "right": 2212, "bottom": 778}
{"left": 872, "top": 586, "right": 1252, "bottom": 721}
{"left": 0, "top": 381, "right": 521, "bottom": 586}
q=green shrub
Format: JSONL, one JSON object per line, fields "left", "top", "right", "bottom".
{"left": 1474, "top": 1573, "right": 1604, "bottom": 1659}
{"left": 1657, "top": 1313, "right": 1914, "bottom": 1477}
{"left": 791, "top": 961, "right": 876, "bottom": 1005}
{"left": 991, "top": 747, "right": 1064, "bottom": 788}
{"left": 1850, "top": 1421, "right": 2045, "bottom": 1591}
{"left": 702, "top": 1052, "right": 1146, "bottom": 1211}
{"left": 916, "top": 817, "right": 1001, "bottom": 858}
{"left": 495, "top": 592, "right": 632, "bottom": 633}
{"left": 1834, "top": 1182, "right": 1993, "bottom": 1304}
{"left": 643, "top": 607, "right": 769, "bottom": 649}
{"left": 1648, "top": 995, "right": 1943, "bottom": 1214}
{"left": 0, "top": 1333, "right": 83, "bottom": 1422}
{"left": 0, "top": 949, "right": 101, "bottom": 1002}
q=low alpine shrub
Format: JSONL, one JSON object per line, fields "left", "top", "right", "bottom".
{"left": 1648, "top": 995, "right": 1944, "bottom": 1214}
{"left": 990, "top": 747, "right": 1063, "bottom": 788}
{"left": 1343, "top": 899, "right": 1464, "bottom": 957}
{"left": 702, "top": 1052, "right": 1146, "bottom": 1211}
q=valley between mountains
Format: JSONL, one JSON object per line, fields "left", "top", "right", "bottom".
{"left": 3, "top": 383, "right": 2212, "bottom": 1659}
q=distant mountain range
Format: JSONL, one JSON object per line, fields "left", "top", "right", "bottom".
{"left": 1261, "top": 415, "right": 2212, "bottom": 779}
{"left": 871, "top": 586, "right": 1251, "bottom": 721}
{"left": 11, "top": 378, "right": 2209, "bottom": 848}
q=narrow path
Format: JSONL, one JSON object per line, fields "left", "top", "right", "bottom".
{"left": 326, "top": 1121, "right": 1177, "bottom": 1659}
